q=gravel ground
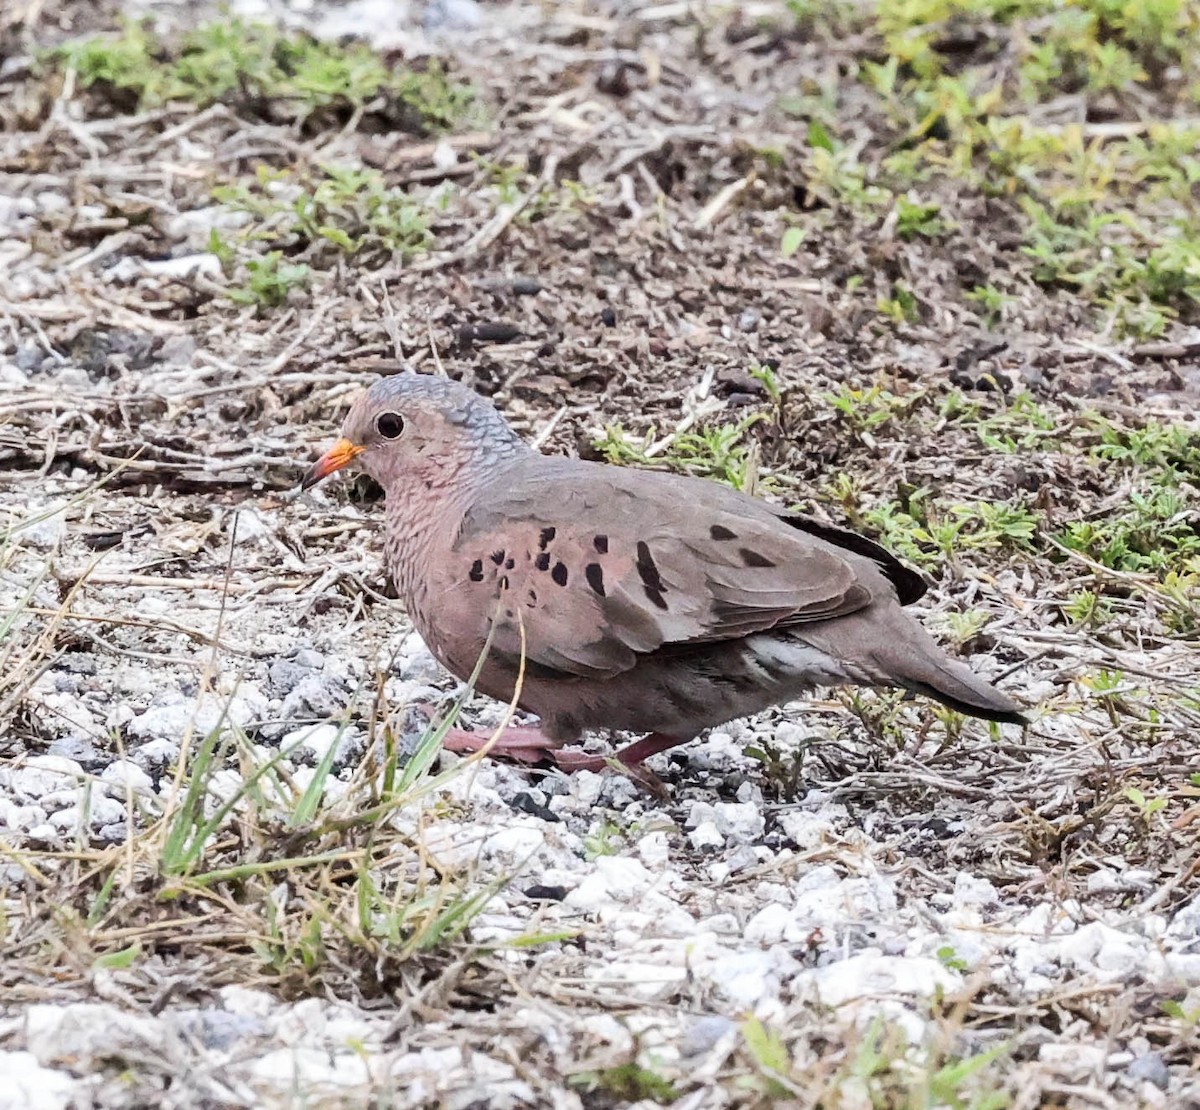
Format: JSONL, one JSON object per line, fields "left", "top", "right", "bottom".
{"left": 2, "top": 0, "right": 1200, "bottom": 1106}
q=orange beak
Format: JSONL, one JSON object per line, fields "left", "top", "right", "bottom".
{"left": 301, "top": 438, "right": 364, "bottom": 490}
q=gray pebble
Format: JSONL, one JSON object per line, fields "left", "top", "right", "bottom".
{"left": 681, "top": 1015, "right": 736, "bottom": 1057}
{"left": 1127, "top": 1052, "right": 1170, "bottom": 1090}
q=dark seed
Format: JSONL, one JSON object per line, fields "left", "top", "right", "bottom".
{"left": 551, "top": 561, "right": 568, "bottom": 587}
{"left": 600, "top": 306, "right": 617, "bottom": 327}
{"left": 458, "top": 321, "right": 522, "bottom": 344}
{"left": 469, "top": 559, "right": 484, "bottom": 582}
{"left": 505, "top": 557, "right": 515, "bottom": 569}
{"left": 593, "top": 534, "right": 609, "bottom": 554}
{"left": 491, "top": 549, "right": 506, "bottom": 565}
{"left": 585, "top": 563, "right": 606, "bottom": 597}
{"left": 535, "top": 552, "right": 551, "bottom": 571}
{"left": 539, "top": 526, "right": 556, "bottom": 550}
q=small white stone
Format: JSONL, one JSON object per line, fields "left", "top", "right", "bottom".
{"left": 695, "top": 948, "right": 778, "bottom": 1008}
{"left": 0, "top": 799, "right": 47, "bottom": 832}
{"left": 141, "top": 253, "right": 222, "bottom": 279}
{"left": 482, "top": 821, "right": 545, "bottom": 859}
{"left": 100, "top": 760, "right": 155, "bottom": 797}
{"left": 777, "top": 809, "right": 835, "bottom": 850}
{"left": 1038, "top": 1042, "right": 1108, "bottom": 1081}
{"left": 800, "top": 955, "right": 959, "bottom": 1007}
{"left": 9, "top": 757, "right": 84, "bottom": 801}
{"left": 0, "top": 1051, "right": 79, "bottom": 1110}
{"left": 219, "top": 985, "right": 277, "bottom": 1018}
{"left": 572, "top": 770, "right": 604, "bottom": 807}
{"left": 637, "top": 830, "right": 670, "bottom": 868}
{"left": 280, "top": 723, "right": 341, "bottom": 761}
{"left": 688, "top": 821, "right": 724, "bottom": 850}
{"left": 19, "top": 508, "right": 66, "bottom": 551}
{"left": 744, "top": 902, "right": 790, "bottom": 945}
{"left": 953, "top": 871, "right": 999, "bottom": 907}
{"left": 713, "top": 801, "right": 765, "bottom": 844}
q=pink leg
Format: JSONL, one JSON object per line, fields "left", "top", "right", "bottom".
{"left": 552, "top": 732, "right": 687, "bottom": 773}
{"left": 551, "top": 733, "right": 687, "bottom": 796}
{"left": 442, "top": 724, "right": 561, "bottom": 764}
{"left": 439, "top": 716, "right": 687, "bottom": 795}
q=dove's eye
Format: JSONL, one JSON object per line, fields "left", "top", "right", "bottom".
{"left": 375, "top": 412, "right": 405, "bottom": 439}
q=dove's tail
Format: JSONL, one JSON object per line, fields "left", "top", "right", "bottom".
{"left": 804, "top": 608, "right": 1030, "bottom": 725}
{"left": 872, "top": 620, "right": 1029, "bottom": 725}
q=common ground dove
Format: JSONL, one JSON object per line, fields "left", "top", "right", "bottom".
{"left": 303, "top": 374, "right": 1027, "bottom": 774}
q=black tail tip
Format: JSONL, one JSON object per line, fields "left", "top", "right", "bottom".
{"left": 980, "top": 707, "right": 1031, "bottom": 727}
{"left": 906, "top": 682, "right": 1030, "bottom": 726}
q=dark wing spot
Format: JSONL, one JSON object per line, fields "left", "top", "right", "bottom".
{"left": 644, "top": 585, "right": 669, "bottom": 610}
{"left": 635, "top": 541, "right": 666, "bottom": 592}
{"left": 710, "top": 524, "right": 737, "bottom": 540}
{"left": 535, "top": 552, "right": 551, "bottom": 571}
{"left": 585, "top": 563, "right": 606, "bottom": 597}
{"left": 490, "top": 549, "right": 506, "bottom": 565}
{"left": 468, "top": 559, "right": 484, "bottom": 582}
{"left": 739, "top": 547, "right": 777, "bottom": 568}
{"left": 593, "top": 534, "right": 609, "bottom": 554}
{"left": 538, "top": 526, "right": 556, "bottom": 550}
{"left": 551, "top": 561, "right": 568, "bottom": 587}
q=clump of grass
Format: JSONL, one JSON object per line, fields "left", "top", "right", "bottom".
{"left": 214, "top": 164, "right": 434, "bottom": 263}
{"left": 1, "top": 588, "right": 550, "bottom": 999}
{"left": 209, "top": 164, "right": 435, "bottom": 306}
{"left": 778, "top": 0, "right": 1200, "bottom": 336}
{"left": 58, "top": 18, "right": 476, "bottom": 133}
{"left": 595, "top": 414, "right": 778, "bottom": 494}
{"left": 3, "top": 695, "right": 492, "bottom": 996}
{"left": 737, "top": 1012, "right": 1010, "bottom": 1107}
{"left": 222, "top": 251, "right": 311, "bottom": 309}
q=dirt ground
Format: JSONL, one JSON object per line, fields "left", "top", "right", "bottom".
{"left": 2, "top": 0, "right": 1200, "bottom": 1106}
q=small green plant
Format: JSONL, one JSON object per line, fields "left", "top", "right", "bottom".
{"left": 596, "top": 415, "right": 775, "bottom": 493}
{"left": 59, "top": 19, "right": 475, "bottom": 132}
{"left": 584, "top": 820, "right": 624, "bottom": 860}
{"left": 895, "top": 195, "right": 946, "bottom": 239}
{"left": 744, "top": 739, "right": 808, "bottom": 802}
{"left": 570, "top": 1063, "right": 679, "bottom": 1104}
{"left": 736, "top": 1013, "right": 1011, "bottom": 1108}
{"left": 823, "top": 385, "right": 911, "bottom": 434}
{"left": 749, "top": 363, "right": 783, "bottom": 403}
{"left": 937, "top": 944, "right": 970, "bottom": 972}
{"left": 939, "top": 609, "right": 991, "bottom": 646}
{"left": 965, "top": 284, "right": 1015, "bottom": 325}
{"left": 225, "top": 252, "right": 310, "bottom": 309}
{"left": 780, "top": 224, "right": 807, "bottom": 257}
{"left": 215, "top": 164, "right": 433, "bottom": 262}
{"left": 1058, "top": 486, "right": 1200, "bottom": 573}
{"left": 1124, "top": 786, "right": 1167, "bottom": 821}
{"left": 1063, "top": 589, "right": 1114, "bottom": 627}
{"left": 878, "top": 282, "right": 921, "bottom": 324}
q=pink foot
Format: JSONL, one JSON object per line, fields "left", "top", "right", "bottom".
{"left": 440, "top": 720, "right": 687, "bottom": 796}
{"left": 550, "top": 733, "right": 687, "bottom": 795}
{"left": 441, "top": 724, "right": 561, "bottom": 764}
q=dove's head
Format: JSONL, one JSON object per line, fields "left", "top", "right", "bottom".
{"left": 301, "top": 373, "right": 527, "bottom": 492}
